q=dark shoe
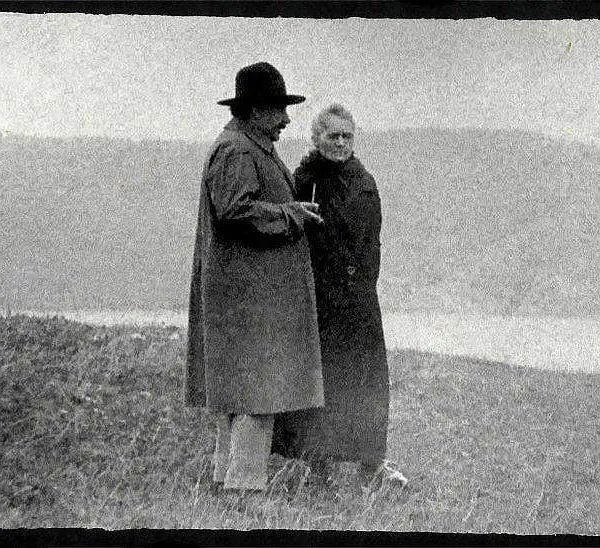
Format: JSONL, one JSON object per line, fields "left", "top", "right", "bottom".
{"left": 306, "top": 458, "right": 332, "bottom": 486}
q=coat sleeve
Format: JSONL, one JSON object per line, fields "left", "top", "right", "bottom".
{"left": 364, "top": 187, "right": 383, "bottom": 286}
{"left": 351, "top": 178, "right": 382, "bottom": 289}
{"left": 206, "top": 142, "right": 307, "bottom": 247}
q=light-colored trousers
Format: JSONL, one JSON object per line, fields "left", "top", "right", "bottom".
{"left": 213, "top": 413, "right": 274, "bottom": 491}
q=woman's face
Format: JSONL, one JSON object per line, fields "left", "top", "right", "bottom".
{"left": 315, "top": 114, "right": 355, "bottom": 162}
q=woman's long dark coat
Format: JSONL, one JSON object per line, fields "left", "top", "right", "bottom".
{"left": 272, "top": 150, "right": 389, "bottom": 467}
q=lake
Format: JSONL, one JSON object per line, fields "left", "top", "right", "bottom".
{"left": 11, "top": 309, "right": 600, "bottom": 374}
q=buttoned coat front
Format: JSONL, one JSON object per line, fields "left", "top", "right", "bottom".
{"left": 185, "top": 118, "right": 324, "bottom": 415}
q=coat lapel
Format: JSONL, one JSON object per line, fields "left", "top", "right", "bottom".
{"left": 236, "top": 122, "right": 296, "bottom": 195}
{"left": 270, "top": 149, "right": 296, "bottom": 194}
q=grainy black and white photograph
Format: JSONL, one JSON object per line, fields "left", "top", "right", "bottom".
{"left": 1, "top": 5, "right": 600, "bottom": 538}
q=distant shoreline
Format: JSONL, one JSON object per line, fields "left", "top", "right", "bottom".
{"left": 5, "top": 309, "right": 600, "bottom": 375}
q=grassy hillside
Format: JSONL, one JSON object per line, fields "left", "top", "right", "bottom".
{"left": 1, "top": 314, "right": 599, "bottom": 532}
{"left": 2, "top": 128, "right": 600, "bottom": 314}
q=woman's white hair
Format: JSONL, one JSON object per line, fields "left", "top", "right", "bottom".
{"left": 311, "top": 103, "right": 355, "bottom": 146}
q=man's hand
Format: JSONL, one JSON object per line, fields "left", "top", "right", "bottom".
{"left": 296, "top": 201, "right": 323, "bottom": 224}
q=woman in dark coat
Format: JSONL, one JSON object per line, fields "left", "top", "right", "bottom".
{"left": 272, "top": 104, "right": 407, "bottom": 489}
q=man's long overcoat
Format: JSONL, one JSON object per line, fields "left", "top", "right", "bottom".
{"left": 185, "top": 119, "right": 324, "bottom": 415}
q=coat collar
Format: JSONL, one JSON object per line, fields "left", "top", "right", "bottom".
{"left": 224, "top": 117, "right": 295, "bottom": 193}
{"left": 226, "top": 118, "right": 274, "bottom": 154}
{"left": 297, "top": 150, "right": 375, "bottom": 193}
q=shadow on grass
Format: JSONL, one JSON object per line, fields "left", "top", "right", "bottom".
{"left": 0, "top": 314, "right": 599, "bottom": 532}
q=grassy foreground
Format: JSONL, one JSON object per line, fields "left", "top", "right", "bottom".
{"left": 0, "top": 314, "right": 599, "bottom": 533}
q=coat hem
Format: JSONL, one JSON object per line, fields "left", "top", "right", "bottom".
{"left": 203, "top": 400, "right": 325, "bottom": 416}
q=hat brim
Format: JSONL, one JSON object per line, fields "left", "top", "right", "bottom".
{"left": 217, "top": 94, "right": 306, "bottom": 107}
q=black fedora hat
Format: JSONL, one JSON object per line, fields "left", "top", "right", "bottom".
{"left": 217, "top": 62, "right": 305, "bottom": 107}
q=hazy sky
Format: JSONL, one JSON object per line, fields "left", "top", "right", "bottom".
{"left": 1, "top": 13, "right": 600, "bottom": 143}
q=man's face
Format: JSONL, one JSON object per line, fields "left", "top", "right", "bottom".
{"left": 314, "top": 114, "right": 355, "bottom": 162}
{"left": 249, "top": 104, "right": 291, "bottom": 142}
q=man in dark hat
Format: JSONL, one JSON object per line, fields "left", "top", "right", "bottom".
{"left": 185, "top": 62, "right": 325, "bottom": 492}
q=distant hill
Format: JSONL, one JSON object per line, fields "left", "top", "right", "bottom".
{"left": 349, "top": 128, "right": 600, "bottom": 315}
{"left": 2, "top": 128, "right": 599, "bottom": 315}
